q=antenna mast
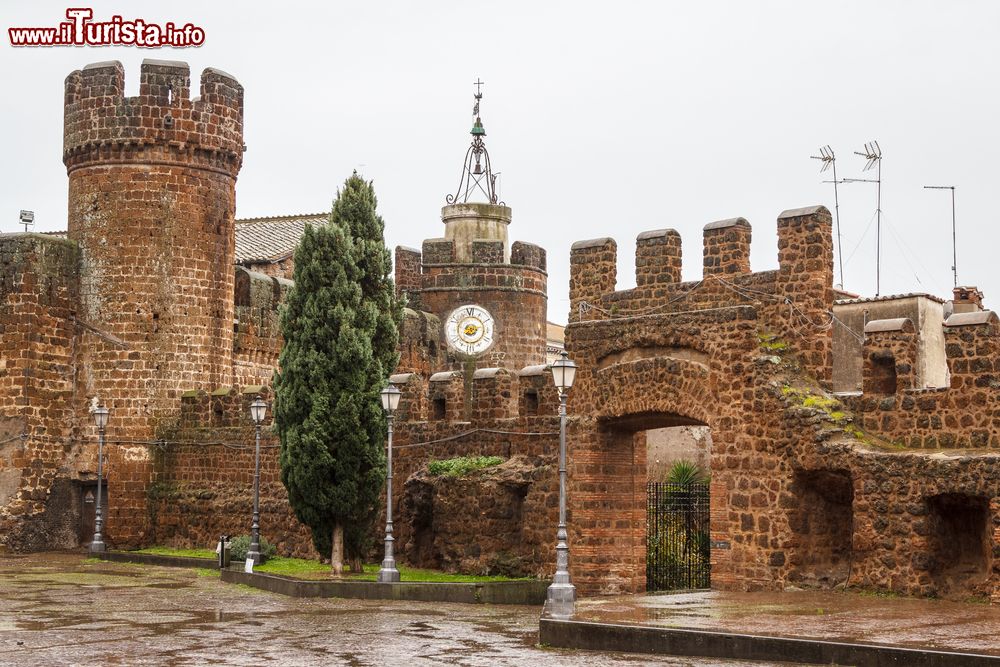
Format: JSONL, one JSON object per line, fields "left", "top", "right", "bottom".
{"left": 924, "top": 185, "right": 958, "bottom": 287}
{"left": 812, "top": 146, "right": 844, "bottom": 288}
{"left": 844, "top": 141, "right": 882, "bottom": 295}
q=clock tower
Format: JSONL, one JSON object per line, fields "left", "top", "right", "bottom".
{"left": 393, "top": 82, "right": 548, "bottom": 376}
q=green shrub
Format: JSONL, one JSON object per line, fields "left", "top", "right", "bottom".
{"left": 228, "top": 534, "right": 277, "bottom": 563}
{"left": 427, "top": 456, "right": 504, "bottom": 477}
{"left": 667, "top": 460, "right": 707, "bottom": 485}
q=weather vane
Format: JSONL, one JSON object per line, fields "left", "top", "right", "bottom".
{"left": 445, "top": 78, "right": 503, "bottom": 205}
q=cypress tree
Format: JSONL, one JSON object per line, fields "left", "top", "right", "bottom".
{"left": 274, "top": 173, "right": 400, "bottom": 574}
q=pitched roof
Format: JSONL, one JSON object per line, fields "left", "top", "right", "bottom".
{"left": 233, "top": 213, "right": 326, "bottom": 264}
{"left": 834, "top": 292, "right": 946, "bottom": 306}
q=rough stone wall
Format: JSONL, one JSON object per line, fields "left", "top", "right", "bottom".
{"left": 862, "top": 320, "right": 919, "bottom": 395}
{"left": 142, "top": 386, "right": 317, "bottom": 558}
{"left": 241, "top": 258, "right": 295, "bottom": 281}
{"left": 116, "top": 368, "right": 564, "bottom": 572}
{"left": 792, "top": 416, "right": 1000, "bottom": 601}
{"left": 846, "top": 315, "right": 1000, "bottom": 449}
{"left": 394, "top": 247, "right": 422, "bottom": 310}
{"left": 635, "top": 229, "right": 682, "bottom": 287}
{"left": 396, "top": 309, "right": 446, "bottom": 375}
{"left": 387, "top": 370, "right": 561, "bottom": 577}
{"left": 563, "top": 203, "right": 1000, "bottom": 602}
{"left": 703, "top": 218, "right": 751, "bottom": 276}
{"left": 0, "top": 235, "right": 80, "bottom": 551}
{"left": 400, "top": 456, "right": 555, "bottom": 576}
{"left": 233, "top": 267, "right": 288, "bottom": 387}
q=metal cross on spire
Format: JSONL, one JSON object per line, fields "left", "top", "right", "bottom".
{"left": 446, "top": 78, "right": 503, "bottom": 205}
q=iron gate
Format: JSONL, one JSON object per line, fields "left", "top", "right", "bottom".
{"left": 646, "top": 481, "right": 710, "bottom": 591}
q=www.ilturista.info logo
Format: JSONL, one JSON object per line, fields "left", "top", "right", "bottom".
{"left": 9, "top": 8, "right": 205, "bottom": 47}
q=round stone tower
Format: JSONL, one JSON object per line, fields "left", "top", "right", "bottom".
{"left": 64, "top": 59, "right": 244, "bottom": 434}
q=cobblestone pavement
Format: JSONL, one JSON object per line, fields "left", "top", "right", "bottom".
{"left": 0, "top": 554, "right": 803, "bottom": 666}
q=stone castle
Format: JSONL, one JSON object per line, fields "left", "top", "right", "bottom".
{"left": 1, "top": 59, "right": 999, "bottom": 603}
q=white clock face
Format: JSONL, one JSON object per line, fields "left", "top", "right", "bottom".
{"left": 445, "top": 304, "right": 496, "bottom": 357}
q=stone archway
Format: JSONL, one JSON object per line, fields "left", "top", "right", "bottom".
{"left": 567, "top": 355, "right": 722, "bottom": 595}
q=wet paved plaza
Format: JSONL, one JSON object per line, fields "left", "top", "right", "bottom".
{"left": 572, "top": 589, "right": 1000, "bottom": 657}
{"left": 0, "top": 553, "right": 800, "bottom": 666}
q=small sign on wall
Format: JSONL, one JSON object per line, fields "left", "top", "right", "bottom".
{"left": 245, "top": 557, "right": 254, "bottom": 573}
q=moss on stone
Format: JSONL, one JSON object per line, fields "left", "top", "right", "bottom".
{"left": 427, "top": 455, "right": 504, "bottom": 477}
{"left": 758, "top": 331, "right": 789, "bottom": 353}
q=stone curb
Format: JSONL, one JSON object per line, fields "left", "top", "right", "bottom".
{"left": 221, "top": 568, "right": 548, "bottom": 605}
{"left": 538, "top": 611, "right": 1000, "bottom": 667}
{"left": 94, "top": 551, "right": 218, "bottom": 569}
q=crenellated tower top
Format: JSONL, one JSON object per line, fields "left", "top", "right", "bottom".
{"left": 63, "top": 59, "right": 244, "bottom": 179}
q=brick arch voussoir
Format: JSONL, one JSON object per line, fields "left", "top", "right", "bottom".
{"left": 592, "top": 357, "right": 716, "bottom": 429}
{"left": 585, "top": 321, "right": 716, "bottom": 365}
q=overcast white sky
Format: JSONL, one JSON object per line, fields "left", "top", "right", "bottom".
{"left": 3, "top": 1, "right": 999, "bottom": 323}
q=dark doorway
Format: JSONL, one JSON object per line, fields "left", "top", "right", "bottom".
{"left": 788, "top": 469, "right": 854, "bottom": 587}
{"left": 927, "top": 493, "right": 990, "bottom": 597}
{"left": 78, "top": 481, "right": 105, "bottom": 547}
{"left": 868, "top": 354, "right": 897, "bottom": 394}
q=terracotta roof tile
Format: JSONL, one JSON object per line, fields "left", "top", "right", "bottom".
{"left": 234, "top": 213, "right": 326, "bottom": 264}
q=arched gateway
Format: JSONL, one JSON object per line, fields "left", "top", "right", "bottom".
{"left": 565, "top": 210, "right": 836, "bottom": 594}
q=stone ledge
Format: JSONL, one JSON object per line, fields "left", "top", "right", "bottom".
{"left": 945, "top": 311, "right": 998, "bottom": 327}
{"left": 704, "top": 217, "right": 749, "bottom": 231}
{"left": 864, "top": 318, "right": 914, "bottom": 333}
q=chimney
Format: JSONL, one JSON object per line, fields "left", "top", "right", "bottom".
{"left": 952, "top": 286, "right": 984, "bottom": 314}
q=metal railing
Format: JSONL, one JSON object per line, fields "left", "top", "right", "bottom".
{"left": 646, "top": 481, "right": 711, "bottom": 591}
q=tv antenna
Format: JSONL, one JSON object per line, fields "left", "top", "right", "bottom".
{"left": 842, "top": 141, "right": 882, "bottom": 295}
{"left": 924, "top": 185, "right": 958, "bottom": 287}
{"left": 812, "top": 146, "right": 844, "bottom": 288}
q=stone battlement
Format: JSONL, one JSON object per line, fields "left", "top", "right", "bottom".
{"left": 570, "top": 205, "right": 834, "bottom": 383}
{"left": 64, "top": 60, "right": 244, "bottom": 178}
{"left": 571, "top": 206, "right": 831, "bottom": 315}
{"left": 388, "top": 365, "right": 560, "bottom": 423}
{"left": 178, "top": 385, "right": 273, "bottom": 429}
{"left": 410, "top": 238, "right": 546, "bottom": 270}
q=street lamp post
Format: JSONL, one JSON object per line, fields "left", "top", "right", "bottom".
{"left": 247, "top": 397, "right": 268, "bottom": 565}
{"left": 90, "top": 406, "right": 109, "bottom": 553}
{"left": 547, "top": 351, "right": 578, "bottom": 616}
{"left": 377, "top": 384, "right": 402, "bottom": 583}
